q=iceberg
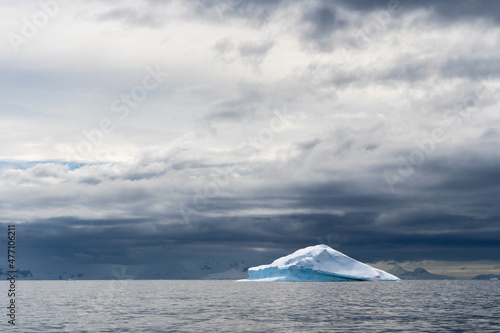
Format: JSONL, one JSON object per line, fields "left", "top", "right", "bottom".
{"left": 241, "top": 244, "right": 400, "bottom": 282}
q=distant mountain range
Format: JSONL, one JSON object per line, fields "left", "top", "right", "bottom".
{"left": 386, "top": 264, "right": 457, "bottom": 280}
{"left": 58, "top": 272, "right": 85, "bottom": 280}
{"left": 0, "top": 268, "right": 33, "bottom": 278}
{"left": 473, "top": 274, "right": 500, "bottom": 280}
{"left": 200, "top": 261, "right": 250, "bottom": 280}
{"left": 2, "top": 264, "right": 499, "bottom": 280}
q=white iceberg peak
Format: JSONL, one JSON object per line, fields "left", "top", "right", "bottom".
{"left": 242, "top": 244, "right": 400, "bottom": 282}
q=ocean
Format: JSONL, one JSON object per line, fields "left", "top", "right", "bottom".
{"left": 2, "top": 280, "right": 499, "bottom": 332}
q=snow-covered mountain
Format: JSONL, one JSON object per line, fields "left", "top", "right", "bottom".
{"left": 0, "top": 268, "right": 34, "bottom": 279}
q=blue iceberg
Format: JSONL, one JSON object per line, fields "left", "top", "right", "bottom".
{"left": 241, "top": 244, "right": 400, "bottom": 282}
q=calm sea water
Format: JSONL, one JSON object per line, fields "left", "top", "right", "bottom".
{"left": 1, "top": 280, "right": 499, "bottom": 332}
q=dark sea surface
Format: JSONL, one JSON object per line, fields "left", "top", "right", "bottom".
{"left": 2, "top": 280, "right": 499, "bottom": 332}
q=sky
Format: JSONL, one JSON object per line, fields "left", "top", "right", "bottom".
{"left": 1, "top": 0, "right": 500, "bottom": 279}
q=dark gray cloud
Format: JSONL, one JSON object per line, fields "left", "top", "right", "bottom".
{"left": 16, "top": 211, "right": 500, "bottom": 278}
{"left": 300, "top": 4, "right": 347, "bottom": 51}
{"left": 295, "top": 0, "right": 500, "bottom": 52}
{"left": 335, "top": 0, "right": 500, "bottom": 22}
{"left": 8, "top": 142, "right": 500, "bottom": 278}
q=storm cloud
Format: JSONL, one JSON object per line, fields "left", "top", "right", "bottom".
{"left": 1, "top": 0, "right": 499, "bottom": 278}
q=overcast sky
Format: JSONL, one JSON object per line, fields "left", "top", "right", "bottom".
{"left": 1, "top": 0, "right": 500, "bottom": 278}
